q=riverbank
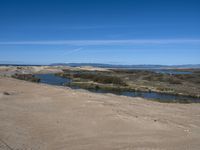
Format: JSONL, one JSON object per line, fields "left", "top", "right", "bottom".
{"left": 56, "top": 68, "right": 200, "bottom": 99}
{"left": 0, "top": 77, "right": 200, "bottom": 150}
{"left": 2, "top": 66, "right": 199, "bottom": 102}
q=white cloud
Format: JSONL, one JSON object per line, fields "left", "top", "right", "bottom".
{"left": 0, "top": 39, "right": 199, "bottom": 46}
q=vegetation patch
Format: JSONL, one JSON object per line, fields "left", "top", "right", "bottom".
{"left": 56, "top": 68, "right": 200, "bottom": 99}
{"left": 56, "top": 71, "right": 127, "bottom": 86}
{"left": 12, "top": 74, "right": 40, "bottom": 83}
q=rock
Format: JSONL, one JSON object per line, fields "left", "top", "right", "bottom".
{"left": 3, "top": 92, "right": 10, "bottom": 95}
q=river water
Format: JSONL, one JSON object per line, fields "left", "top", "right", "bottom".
{"left": 35, "top": 74, "right": 200, "bottom": 103}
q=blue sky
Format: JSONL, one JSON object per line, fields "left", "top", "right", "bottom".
{"left": 0, "top": 0, "right": 200, "bottom": 65}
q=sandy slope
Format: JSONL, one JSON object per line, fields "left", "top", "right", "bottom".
{"left": 0, "top": 77, "right": 200, "bottom": 150}
{"left": 0, "top": 66, "right": 109, "bottom": 77}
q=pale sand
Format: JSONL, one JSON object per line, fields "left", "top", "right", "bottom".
{"left": 0, "top": 66, "right": 110, "bottom": 76}
{"left": 0, "top": 77, "right": 200, "bottom": 150}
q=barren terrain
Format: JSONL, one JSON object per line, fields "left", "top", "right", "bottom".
{"left": 0, "top": 76, "right": 200, "bottom": 150}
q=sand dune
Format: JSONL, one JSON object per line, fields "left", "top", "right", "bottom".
{"left": 0, "top": 77, "right": 200, "bottom": 150}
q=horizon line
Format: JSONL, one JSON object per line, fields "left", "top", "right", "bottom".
{"left": 0, "top": 61, "right": 200, "bottom": 66}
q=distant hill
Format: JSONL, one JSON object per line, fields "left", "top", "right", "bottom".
{"left": 1, "top": 62, "right": 200, "bottom": 69}
{"left": 50, "top": 63, "right": 200, "bottom": 69}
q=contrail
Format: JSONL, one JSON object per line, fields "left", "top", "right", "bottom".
{"left": 64, "top": 48, "right": 83, "bottom": 55}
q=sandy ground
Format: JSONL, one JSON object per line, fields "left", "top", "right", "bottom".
{"left": 0, "top": 66, "right": 110, "bottom": 77}
{"left": 0, "top": 77, "right": 200, "bottom": 150}
{"left": 0, "top": 66, "right": 64, "bottom": 76}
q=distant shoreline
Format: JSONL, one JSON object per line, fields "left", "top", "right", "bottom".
{"left": 1, "top": 63, "right": 200, "bottom": 69}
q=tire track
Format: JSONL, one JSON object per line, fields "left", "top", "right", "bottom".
{"left": 0, "top": 138, "right": 13, "bottom": 150}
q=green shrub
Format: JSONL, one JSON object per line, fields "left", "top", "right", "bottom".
{"left": 58, "top": 72, "right": 126, "bottom": 86}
